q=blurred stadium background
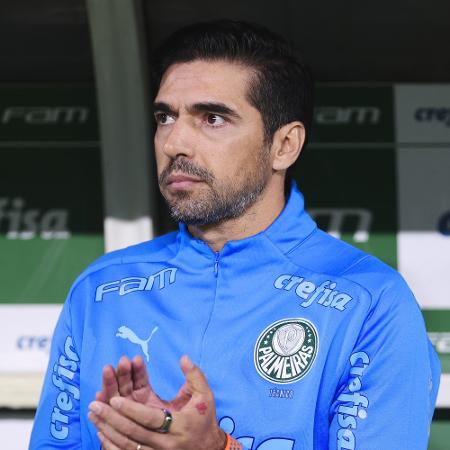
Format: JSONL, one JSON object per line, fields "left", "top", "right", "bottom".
{"left": 0, "top": 0, "right": 449, "bottom": 448}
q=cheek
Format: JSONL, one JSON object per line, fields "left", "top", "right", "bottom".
{"left": 154, "top": 139, "right": 168, "bottom": 175}
{"left": 220, "top": 136, "right": 265, "bottom": 176}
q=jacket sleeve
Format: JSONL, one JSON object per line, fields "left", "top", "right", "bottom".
{"left": 29, "top": 294, "right": 82, "bottom": 449}
{"left": 328, "top": 277, "right": 441, "bottom": 450}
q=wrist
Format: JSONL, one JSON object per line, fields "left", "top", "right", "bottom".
{"left": 216, "top": 428, "right": 227, "bottom": 450}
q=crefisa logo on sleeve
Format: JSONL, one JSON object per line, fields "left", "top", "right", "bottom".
{"left": 254, "top": 318, "right": 318, "bottom": 384}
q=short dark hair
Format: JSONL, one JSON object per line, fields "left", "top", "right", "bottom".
{"left": 151, "top": 20, "right": 314, "bottom": 146}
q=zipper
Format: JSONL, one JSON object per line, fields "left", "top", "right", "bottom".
{"left": 214, "top": 252, "right": 220, "bottom": 277}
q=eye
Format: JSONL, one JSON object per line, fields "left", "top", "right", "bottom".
{"left": 206, "top": 114, "right": 226, "bottom": 126}
{"left": 155, "top": 112, "right": 175, "bottom": 125}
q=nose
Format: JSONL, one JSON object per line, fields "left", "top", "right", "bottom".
{"left": 160, "top": 119, "right": 195, "bottom": 160}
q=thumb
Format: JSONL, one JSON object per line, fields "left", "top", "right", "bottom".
{"left": 180, "top": 355, "right": 210, "bottom": 395}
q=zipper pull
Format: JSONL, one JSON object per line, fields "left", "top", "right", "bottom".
{"left": 214, "top": 252, "right": 219, "bottom": 276}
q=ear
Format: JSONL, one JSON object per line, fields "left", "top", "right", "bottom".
{"left": 271, "top": 121, "right": 305, "bottom": 171}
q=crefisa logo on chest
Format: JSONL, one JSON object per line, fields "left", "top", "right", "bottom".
{"left": 254, "top": 318, "right": 318, "bottom": 384}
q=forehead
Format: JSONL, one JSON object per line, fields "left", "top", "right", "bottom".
{"left": 155, "top": 60, "right": 255, "bottom": 109}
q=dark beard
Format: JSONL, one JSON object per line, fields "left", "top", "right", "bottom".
{"left": 159, "top": 156, "right": 270, "bottom": 226}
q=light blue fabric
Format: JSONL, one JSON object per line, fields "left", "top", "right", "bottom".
{"left": 30, "top": 184, "right": 440, "bottom": 450}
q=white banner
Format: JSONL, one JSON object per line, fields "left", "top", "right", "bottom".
{"left": 397, "top": 147, "right": 450, "bottom": 309}
{"left": 395, "top": 84, "right": 450, "bottom": 144}
{"left": 0, "top": 304, "right": 61, "bottom": 372}
{"left": 0, "top": 304, "right": 61, "bottom": 407}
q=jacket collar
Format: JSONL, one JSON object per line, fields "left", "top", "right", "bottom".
{"left": 177, "top": 182, "right": 317, "bottom": 259}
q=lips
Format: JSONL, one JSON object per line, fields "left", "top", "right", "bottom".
{"left": 166, "top": 173, "right": 202, "bottom": 189}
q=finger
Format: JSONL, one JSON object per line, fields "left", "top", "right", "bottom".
{"left": 90, "top": 413, "right": 126, "bottom": 447}
{"left": 97, "top": 431, "right": 121, "bottom": 450}
{"left": 109, "top": 397, "right": 171, "bottom": 432}
{"left": 117, "top": 356, "right": 133, "bottom": 397}
{"left": 89, "top": 400, "right": 162, "bottom": 447}
{"left": 131, "top": 356, "right": 167, "bottom": 408}
{"left": 91, "top": 412, "right": 140, "bottom": 450}
{"left": 103, "top": 365, "right": 119, "bottom": 401}
{"left": 96, "top": 390, "right": 107, "bottom": 402}
{"left": 100, "top": 430, "right": 154, "bottom": 450}
{"left": 179, "top": 355, "right": 211, "bottom": 396}
{"left": 131, "top": 356, "right": 149, "bottom": 390}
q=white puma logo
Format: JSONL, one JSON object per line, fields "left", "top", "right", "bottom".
{"left": 116, "top": 325, "right": 159, "bottom": 362}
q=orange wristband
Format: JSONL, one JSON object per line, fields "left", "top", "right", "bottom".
{"left": 224, "top": 433, "right": 243, "bottom": 450}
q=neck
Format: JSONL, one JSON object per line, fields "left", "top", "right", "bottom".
{"left": 187, "top": 176, "right": 287, "bottom": 252}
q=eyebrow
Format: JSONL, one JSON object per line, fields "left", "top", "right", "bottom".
{"left": 189, "top": 102, "right": 241, "bottom": 120}
{"left": 153, "top": 101, "right": 241, "bottom": 120}
{"left": 153, "top": 102, "right": 175, "bottom": 115}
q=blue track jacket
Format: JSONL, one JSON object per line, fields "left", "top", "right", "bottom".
{"left": 30, "top": 184, "right": 440, "bottom": 450}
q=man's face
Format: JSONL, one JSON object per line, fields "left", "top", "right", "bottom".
{"left": 154, "top": 60, "right": 272, "bottom": 226}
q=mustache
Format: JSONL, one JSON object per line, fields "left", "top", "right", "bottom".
{"left": 159, "top": 158, "right": 215, "bottom": 185}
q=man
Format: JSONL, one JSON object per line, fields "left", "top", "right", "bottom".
{"left": 30, "top": 20, "right": 440, "bottom": 450}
